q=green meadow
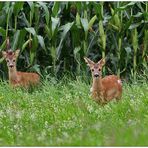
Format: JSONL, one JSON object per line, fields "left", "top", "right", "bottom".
{"left": 0, "top": 1, "right": 147, "bottom": 146}
{"left": 0, "top": 78, "right": 147, "bottom": 146}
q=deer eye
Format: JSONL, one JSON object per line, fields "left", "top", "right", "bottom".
{"left": 98, "top": 69, "right": 101, "bottom": 71}
{"left": 91, "top": 69, "right": 94, "bottom": 72}
{"left": 6, "top": 60, "right": 9, "bottom": 63}
{"left": 13, "top": 59, "right": 15, "bottom": 62}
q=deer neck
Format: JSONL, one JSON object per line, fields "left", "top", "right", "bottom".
{"left": 92, "top": 77, "right": 103, "bottom": 92}
{"left": 91, "top": 77, "right": 104, "bottom": 101}
{"left": 8, "top": 67, "right": 18, "bottom": 82}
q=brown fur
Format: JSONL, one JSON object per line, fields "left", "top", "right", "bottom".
{"left": 2, "top": 50, "right": 40, "bottom": 88}
{"left": 9, "top": 71, "right": 40, "bottom": 88}
{"left": 84, "top": 57, "right": 122, "bottom": 104}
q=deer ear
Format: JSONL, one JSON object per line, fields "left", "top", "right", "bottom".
{"left": 15, "top": 49, "right": 20, "bottom": 57}
{"left": 84, "top": 57, "right": 94, "bottom": 67}
{"left": 2, "top": 51, "right": 7, "bottom": 59}
{"left": 98, "top": 58, "right": 105, "bottom": 67}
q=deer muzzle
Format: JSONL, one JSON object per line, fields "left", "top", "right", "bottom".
{"left": 9, "top": 64, "right": 14, "bottom": 68}
{"left": 94, "top": 73, "right": 99, "bottom": 77}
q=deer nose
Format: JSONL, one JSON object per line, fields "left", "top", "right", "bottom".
{"left": 94, "top": 73, "right": 99, "bottom": 77}
{"left": 9, "top": 65, "right": 14, "bottom": 68}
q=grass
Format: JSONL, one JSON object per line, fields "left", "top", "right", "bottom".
{"left": 0, "top": 77, "right": 148, "bottom": 146}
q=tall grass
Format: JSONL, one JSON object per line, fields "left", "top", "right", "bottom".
{"left": 0, "top": 78, "right": 147, "bottom": 146}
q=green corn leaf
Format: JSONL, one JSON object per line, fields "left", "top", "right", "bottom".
{"left": 110, "top": 6, "right": 114, "bottom": 15}
{"left": 84, "top": 10, "right": 87, "bottom": 19}
{"left": 50, "top": 46, "right": 56, "bottom": 59}
{"left": 59, "top": 22, "right": 74, "bottom": 39}
{"left": 3, "top": 2, "right": 10, "bottom": 13}
{"left": 132, "top": 28, "right": 138, "bottom": 80}
{"left": 74, "top": 46, "right": 81, "bottom": 56}
{"left": 0, "top": 40, "right": 6, "bottom": 51}
{"left": 27, "top": 1, "right": 34, "bottom": 13}
{"left": 13, "top": 2, "right": 24, "bottom": 16}
{"left": 74, "top": 46, "right": 81, "bottom": 65}
{"left": 16, "top": 29, "right": 27, "bottom": 49}
{"left": 129, "top": 20, "right": 144, "bottom": 29}
{"left": 32, "top": 36, "right": 38, "bottom": 51}
{"left": 0, "top": 57, "right": 4, "bottom": 63}
{"left": 132, "top": 28, "right": 138, "bottom": 55}
{"left": 22, "top": 39, "right": 32, "bottom": 52}
{"left": 57, "top": 22, "right": 74, "bottom": 59}
{"left": 143, "top": 30, "right": 148, "bottom": 50}
{"left": 25, "top": 27, "right": 36, "bottom": 36}
{"left": 88, "top": 15, "right": 97, "bottom": 29}
{"left": 0, "top": 27, "right": 6, "bottom": 37}
{"left": 143, "top": 12, "right": 148, "bottom": 20}
{"left": 93, "top": 2, "right": 102, "bottom": 19}
{"left": 110, "top": 6, "right": 122, "bottom": 31}
{"left": 75, "top": 2, "right": 81, "bottom": 13}
{"left": 45, "top": 25, "right": 52, "bottom": 39}
{"left": 34, "top": 5, "right": 40, "bottom": 30}
{"left": 143, "top": 30, "right": 148, "bottom": 61}
{"left": 109, "top": 23, "right": 119, "bottom": 31}
{"left": 136, "top": 2, "right": 144, "bottom": 12}
{"left": 30, "top": 36, "right": 38, "bottom": 64}
{"left": 99, "top": 20, "right": 105, "bottom": 36}
{"left": 114, "top": 14, "right": 121, "bottom": 29}
{"left": 133, "top": 12, "right": 143, "bottom": 18}
{"left": 20, "top": 12, "right": 30, "bottom": 27}
{"left": 99, "top": 20, "right": 106, "bottom": 49}
{"left": 0, "top": 12, "right": 6, "bottom": 26}
{"left": 0, "top": 3, "right": 4, "bottom": 11}
{"left": 51, "top": 17, "right": 60, "bottom": 37}
{"left": 74, "top": 46, "right": 81, "bottom": 61}
{"left": 81, "top": 18, "right": 89, "bottom": 33}
{"left": 123, "top": 16, "right": 133, "bottom": 31}
{"left": 115, "top": 2, "right": 136, "bottom": 11}
{"left": 37, "top": 35, "right": 46, "bottom": 51}
{"left": 30, "top": 64, "right": 41, "bottom": 75}
{"left": 76, "top": 13, "right": 81, "bottom": 28}
{"left": 12, "top": 30, "right": 20, "bottom": 50}
{"left": 81, "top": 18, "right": 89, "bottom": 39}
{"left": 37, "top": 2, "right": 49, "bottom": 25}
{"left": 52, "top": 2, "right": 59, "bottom": 17}
{"left": 27, "top": 1, "right": 34, "bottom": 22}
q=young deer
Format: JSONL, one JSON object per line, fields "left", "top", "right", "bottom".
{"left": 84, "top": 57, "right": 122, "bottom": 104}
{"left": 2, "top": 50, "right": 40, "bottom": 88}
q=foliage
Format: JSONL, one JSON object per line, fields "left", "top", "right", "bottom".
{"left": 0, "top": 2, "right": 147, "bottom": 80}
{"left": 0, "top": 78, "right": 148, "bottom": 146}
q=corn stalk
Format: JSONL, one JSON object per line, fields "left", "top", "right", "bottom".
{"left": 142, "top": 30, "right": 148, "bottom": 65}
{"left": 99, "top": 20, "right": 106, "bottom": 74}
{"left": 110, "top": 3, "right": 122, "bottom": 77}
{"left": 132, "top": 28, "right": 138, "bottom": 80}
{"left": 0, "top": 1, "right": 147, "bottom": 80}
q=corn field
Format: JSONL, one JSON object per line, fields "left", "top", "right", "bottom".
{"left": 0, "top": 1, "right": 147, "bottom": 81}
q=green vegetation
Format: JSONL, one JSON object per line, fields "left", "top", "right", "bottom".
{"left": 0, "top": 1, "right": 147, "bottom": 146}
{"left": 0, "top": 2, "right": 147, "bottom": 80}
{"left": 0, "top": 78, "right": 147, "bottom": 146}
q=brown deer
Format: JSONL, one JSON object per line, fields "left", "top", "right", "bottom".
{"left": 2, "top": 42, "right": 40, "bottom": 88}
{"left": 84, "top": 57, "right": 122, "bottom": 104}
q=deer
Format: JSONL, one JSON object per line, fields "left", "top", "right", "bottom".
{"left": 84, "top": 57, "right": 122, "bottom": 104}
{"left": 2, "top": 39, "right": 40, "bottom": 88}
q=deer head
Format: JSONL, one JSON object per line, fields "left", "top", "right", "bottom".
{"left": 84, "top": 57, "right": 105, "bottom": 78}
{"left": 2, "top": 50, "right": 20, "bottom": 69}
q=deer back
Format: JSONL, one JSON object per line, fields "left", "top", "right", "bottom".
{"left": 101, "top": 75, "right": 122, "bottom": 100}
